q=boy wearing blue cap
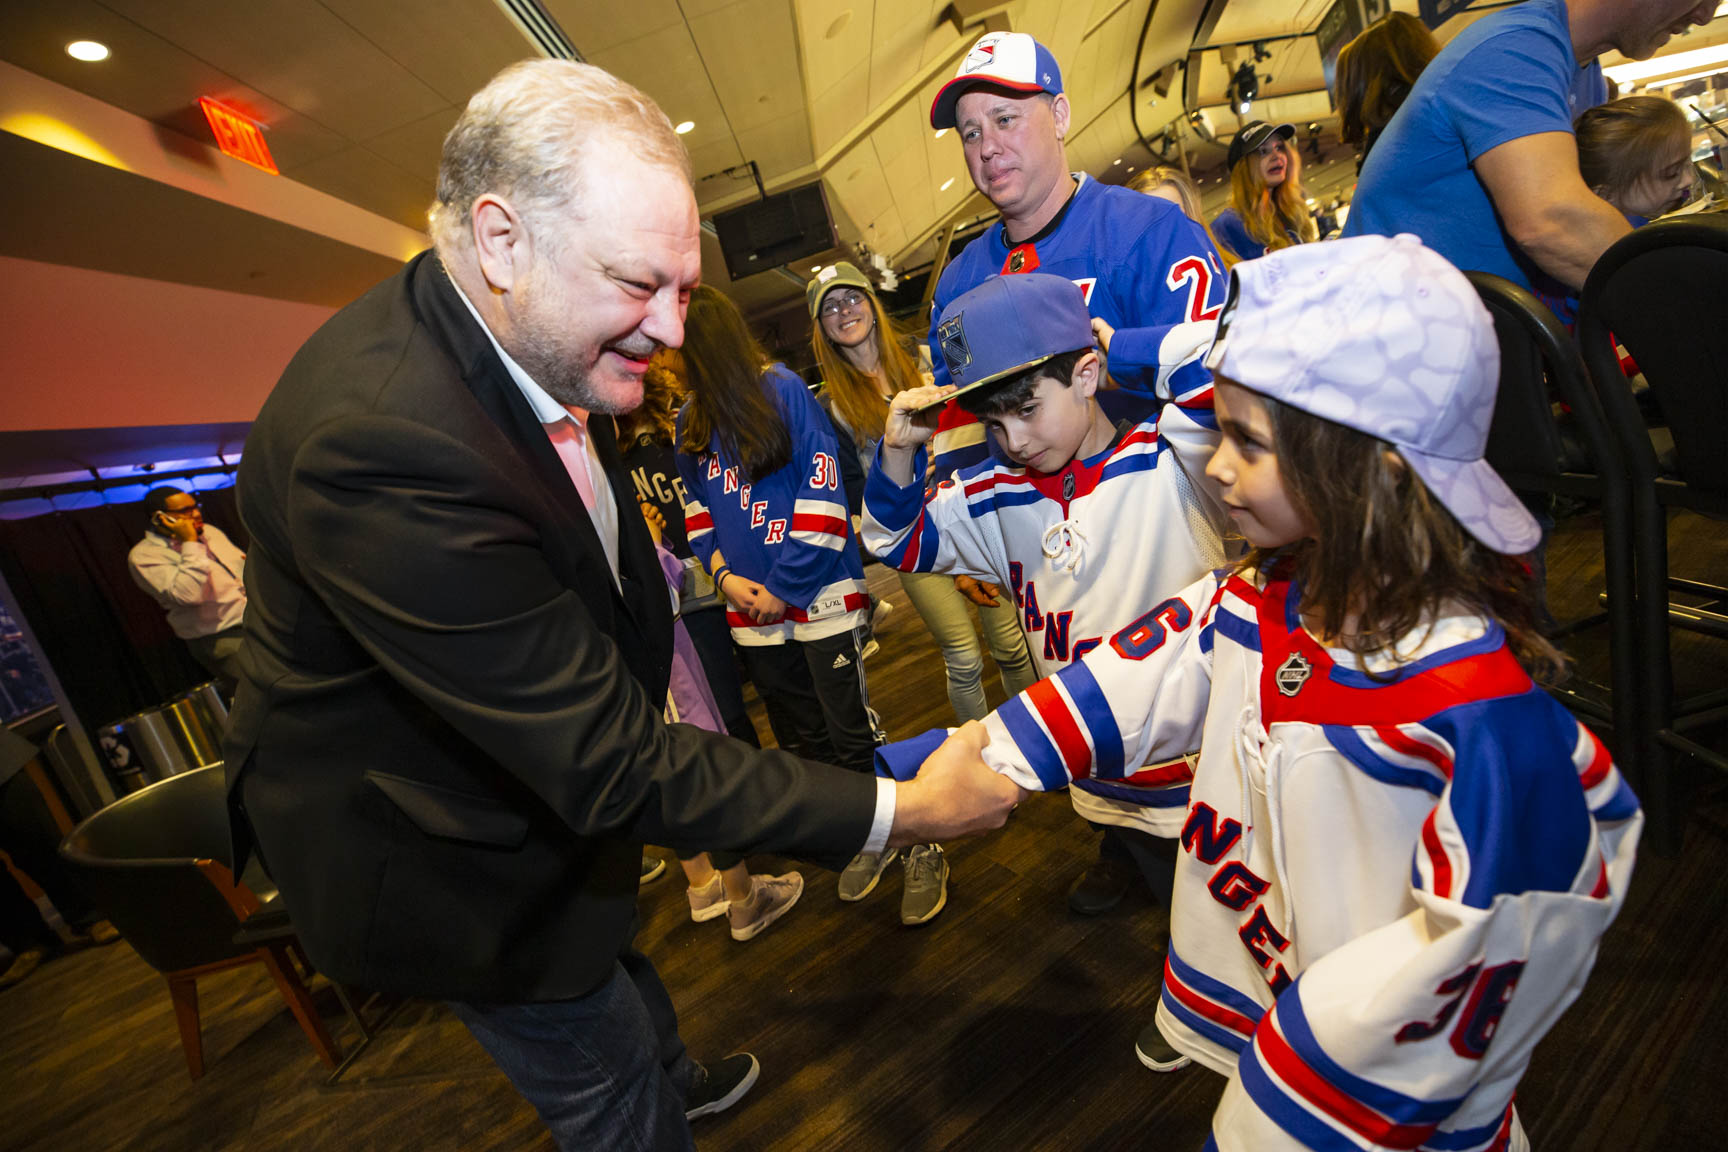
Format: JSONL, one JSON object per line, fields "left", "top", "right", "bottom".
{"left": 861, "top": 271, "right": 1230, "bottom": 1071}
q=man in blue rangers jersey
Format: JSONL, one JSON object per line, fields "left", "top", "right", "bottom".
{"left": 927, "top": 29, "right": 1232, "bottom": 945}
{"left": 927, "top": 30, "right": 1228, "bottom": 432}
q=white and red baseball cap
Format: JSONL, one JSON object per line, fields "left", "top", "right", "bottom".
{"left": 930, "top": 32, "right": 1064, "bottom": 130}
{"left": 1203, "top": 233, "right": 1540, "bottom": 556}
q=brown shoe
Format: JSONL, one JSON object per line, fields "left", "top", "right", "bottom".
{"left": 0, "top": 947, "right": 46, "bottom": 989}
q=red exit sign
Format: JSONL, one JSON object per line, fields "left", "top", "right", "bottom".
{"left": 198, "top": 97, "right": 278, "bottom": 174}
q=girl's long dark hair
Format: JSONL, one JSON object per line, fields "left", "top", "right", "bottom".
{"left": 1238, "top": 395, "right": 1564, "bottom": 684}
{"left": 677, "top": 285, "right": 791, "bottom": 481}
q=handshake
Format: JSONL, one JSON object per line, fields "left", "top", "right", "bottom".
{"left": 885, "top": 722, "right": 1027, "bottom": 849}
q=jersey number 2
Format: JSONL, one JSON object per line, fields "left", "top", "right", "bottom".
{"left": 1166, "top": 257, "right": 1220, "bottom": 322}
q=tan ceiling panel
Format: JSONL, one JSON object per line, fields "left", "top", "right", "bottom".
{"left": 1207, "top": 0, "right": 1330, "bottom": 46}
{"left": 360, "top": 106, "right": 458, "bottom": 184}
{"left": 687, "top": 137, "right": 750, "bottom": 194}
{"left": 869, "top": 0, "right": 935, "bottom": 105}
{"left": 100, "top": 0, "right": 448, "bottom": 140}
{"left": 586, "top": 24, "right": 729, "bottom": 143}
{"left": 828, "top": 153, "right": 895, "bottom": 234}
{"left": 543, "top": 0, "right": 687, "bottom": 56}
{"left": 809, "top": 60, "right": 870, "bottom": 156}
{"left": 732, "top": 108, "right": 815, "bottom": 177}
{"left": 688, "top": 0, "right": 807, "bottom": 135}
{"left": 289, "top": 144, "right": 432, "bottom": 232}
{"left": 322, "top": 0, "right": 532, "bottom": 104}
{"left": 798, "top": 0, "right": 874, "bottom": 101}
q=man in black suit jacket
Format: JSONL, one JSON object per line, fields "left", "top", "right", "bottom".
{"left": 225, "top": 59, "right": 1022, "bottom": 1150}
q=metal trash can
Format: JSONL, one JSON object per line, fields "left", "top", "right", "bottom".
{"left": 163, "top": 682, "right": 227, "bottom": 769}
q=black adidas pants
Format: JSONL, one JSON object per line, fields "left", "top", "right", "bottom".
{"left": 739, "top": 623, "right": 882, "bottom": 775}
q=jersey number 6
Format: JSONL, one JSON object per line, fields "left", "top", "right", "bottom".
{"left": 1394, "top": 959, "right": 1527, "bottom": 1060}
{"left": 1110, "top": 598, "right": 1192, "bottom": 661}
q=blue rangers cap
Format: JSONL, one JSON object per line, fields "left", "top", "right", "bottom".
{"left": 932, "top": 273, "right": 1094, "bottom": 407}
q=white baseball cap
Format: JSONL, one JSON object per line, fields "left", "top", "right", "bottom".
{"left": 1203, "top": 233, "right": 1540, "bottom": 556}
{"left": 930, "top": 32, "right": 1064, "bottom": 130}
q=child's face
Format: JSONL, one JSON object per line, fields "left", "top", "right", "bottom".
{"left": 980, "top": 355, "right": 1101, "bottom": 473}
{"left": 1206, "top": 378, "right": 1313, "bottom": 549}
{"left": 1616, "top": 144, "right": 1695, "bottom": 219}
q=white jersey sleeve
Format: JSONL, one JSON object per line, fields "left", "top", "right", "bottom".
{"left": 975, "top": 573, "right": 1223, "bottom": 792}
{"left": 1210, "top": 720, "right": 1641, "bottom": 1152}
{"left": 860, "top": 447, "right": 1014, "bottom": 584}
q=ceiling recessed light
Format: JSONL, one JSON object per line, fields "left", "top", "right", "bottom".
{"left": 674, "top": 120, "right": 695, "bottom": 135}
{"left": 1112, "top": 157, "right": 1122, "bottom": 165}
{"left": 1126, "top": 166, "right": 1135, "bottom": 173}
{"left": 812, "top": 265, "right": 822, "bottom": 272}
{"left": 934, "top": 128, "right": 949, "bottom": 140}
{"left": 939, "top": 177, "right": 955, "bottom": 192}
{"left": 66, "top": 40, "right": 109, "bottom": 62}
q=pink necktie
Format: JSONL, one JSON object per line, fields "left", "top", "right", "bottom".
{"left": 544, "top": 418, "right": 596, "bottom": 509}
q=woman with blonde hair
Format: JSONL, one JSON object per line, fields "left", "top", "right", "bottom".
{"left": 1211, "top": 121, "right": 1317, "bottom": 262}
{"left": 1126, "top": 165, "right": 1235, "bottom": 269}
{"left": 805, "top": 262, "right": 1038, "bottom": 923}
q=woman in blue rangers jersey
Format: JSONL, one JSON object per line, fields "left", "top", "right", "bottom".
{"left": 674, "top": 285, "right": 881, "bottom": 787}
{"left": 880, "top": 236, "right": 1640, "bottom": 1151}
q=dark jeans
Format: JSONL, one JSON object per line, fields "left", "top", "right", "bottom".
{"left": 0, "top": 767, "right": 99, "bottom": 952}
{"left": 738, "top": 625, "right": 882, "bottom": 774}
{"left": 1093, "top": 822, "right": 1178, "bottom": 909}
{"left": 451, "top": 944, "right": 698, "bottom": 1152}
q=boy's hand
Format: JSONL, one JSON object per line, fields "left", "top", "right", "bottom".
{"left": 888, "top": 721, "right": 1025, "bottom": 846}
{"left": 1090, "top": 317, "right": 1114, "bottom": 354}
{"left": 954, "top": 575, "right": 1003, "bottom": 608}
{"left": 883, "top": 385, "right": 955, "bottom": 450}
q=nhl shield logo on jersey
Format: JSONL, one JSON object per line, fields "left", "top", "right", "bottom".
{"left": 1275, "top": 652, "right": 1312, "bottom": 696}
{"left": 938, "top": 313, "right": 972, "bottom": 377}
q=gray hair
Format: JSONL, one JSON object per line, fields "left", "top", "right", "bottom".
{"left": 428, "top": 60, "right": 691, "bottom": 257}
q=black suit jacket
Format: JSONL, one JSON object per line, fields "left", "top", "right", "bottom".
{"left": 225, "top": 253, "right": 875, "bottom": 1001}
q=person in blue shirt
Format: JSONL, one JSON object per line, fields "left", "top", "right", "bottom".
{"left": 1211, "top": 121, "right": 1316, "bottom": 262}
{"left": 1344, "top": 0, "right": 1715, "bottom": 292}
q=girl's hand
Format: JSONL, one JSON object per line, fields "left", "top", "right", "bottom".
{"left": 883, "top": 386, "right": 955, "bottom": 450}
{"left": 638, "top": 500, "right": 666, "bottom": 546}
{"left": 721, "top": 575, "right": 785, "bottom": 624}
{"left": 1090, "top": 317, "right": 1114, "bottom": 354}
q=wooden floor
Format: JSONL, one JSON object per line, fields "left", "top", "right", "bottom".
{"left": 3, "top": 510, "right": 1725, "bottom": 1151}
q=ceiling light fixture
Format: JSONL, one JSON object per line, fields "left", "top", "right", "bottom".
{"left": 1112, "top": 157, "right": 1122, "bottom": 165}
{"left": 674, "top": 120, "right": 695, "bottom": 135}
{"left": 1603, "top": 41, "right": 1728, "bottom": 86}
{"left": 939, "top": 177, "right": 955, "bottom": 192}
{"left": 934, "top": 128, "right": 948, "bottom": 140}
{"left": 66, "top": 40, "right": 109, "bottom": 62}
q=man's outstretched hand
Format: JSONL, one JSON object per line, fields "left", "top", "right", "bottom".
{"left": 887, "top": 721, "right": 1025, "bottom": 847}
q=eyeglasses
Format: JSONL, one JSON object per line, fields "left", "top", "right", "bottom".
{"left": 164, "top": 502, "right": 203, "bottom": 515}
{"left": 819, "top": 290, "right": 868, "bottom": 318}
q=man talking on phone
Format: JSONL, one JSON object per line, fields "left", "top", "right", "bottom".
{"left": 127, "top": 485, "right": 248, "bottom": 689}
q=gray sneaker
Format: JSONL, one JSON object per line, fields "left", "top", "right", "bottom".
{"left": 900, "top": 844, "right": 949, "bottom": 925}
{"left": 837, "top": 849, "right": 899, "bottom": 902}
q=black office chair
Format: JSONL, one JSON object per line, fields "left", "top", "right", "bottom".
{"left": 57, "top": 765, "right": 341, "bottom": 1079}
{"left": 1466, "top": 271, "right": 1638, "bottom": 765}
{"left": 1577, "top": 214, "right": 1728, "bottom": 854}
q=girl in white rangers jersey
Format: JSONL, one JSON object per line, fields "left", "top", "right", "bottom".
{"left": 881, "top": 235, "right": 1640, "bottom": 1151}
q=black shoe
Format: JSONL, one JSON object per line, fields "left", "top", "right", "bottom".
{"left": 1067, "top": 857, "right": 1133, "bottom": 915}
{"left": 685, "top": 1052, "right": 760, "bottom": 1120}
{"left": 1134, "top": 1017, "right": 1192, "bottom": 1072}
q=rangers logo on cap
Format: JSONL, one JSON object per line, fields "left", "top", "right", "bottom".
{"left": 938, "top": 313, "right": 972, "bottom": 378}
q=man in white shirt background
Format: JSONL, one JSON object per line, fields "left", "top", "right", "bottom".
{"left": 126, "top": 485, "right": 247, "bottom": 690}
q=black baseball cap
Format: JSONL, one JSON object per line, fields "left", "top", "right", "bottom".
{"left": 1226, "top": 121, "right": 1295, "bottom": 170}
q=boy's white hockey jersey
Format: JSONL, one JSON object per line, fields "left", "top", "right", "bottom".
{"left": 882, "top": 565, "right": 1640, "bottom": 1150}
{"left": 860, "top": 324, "right": 1227, "bottom": 836}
